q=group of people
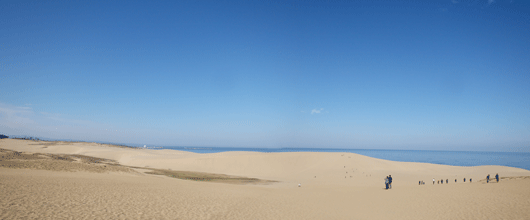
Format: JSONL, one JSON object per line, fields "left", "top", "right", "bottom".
{"left": 419, "top": 173, "right": 500, "bottom": 186}
{"left": 487, "top": 173, "right": 500, "bottom": 183}
{"left": 385, "top": 175, "right": 392, "bottom": 189}
{"left": 427, "top": 178, "right": 467, "bottom": 185}
{"left": 388, "top": 173, "right": 500, "bottom": 189}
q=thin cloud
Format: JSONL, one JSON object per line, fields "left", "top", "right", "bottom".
{"left": 0, "top": 103, "right": 36, "bottom": 128}
{"left": 311, "top": 108, "right": 324, "bottom": 115}
{"left": 488, "top": 0, "right": 495, "bottom": 4}
{"left": 0, "top": 102, "right": 104, "bottom": 138}
{"left": 451, "top": 0, "right": 458, "bottom": 4}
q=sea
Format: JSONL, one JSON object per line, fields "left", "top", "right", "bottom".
{"left": 159, "top": 147, "right": 530, "bottom": 171}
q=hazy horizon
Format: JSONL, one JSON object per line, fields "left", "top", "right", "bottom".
{"left": 2, "top": 133, "right": 529, "bottom": 153}
{"left": 1, "top": 0, "right": 529, "bottom": 152}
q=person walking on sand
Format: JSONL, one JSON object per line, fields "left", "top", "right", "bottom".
{"left": 446, "top": 179, "right": 448, "bottom": 184}
{"left": 487, "top": 174, "right": 490, "bottom": 183}
{"left": 388, "top": 175, "right": 393, "bottom": 189}
{"left": 385, "top": 176, "right": 389, "bottom": 189}
{"left": 433, "top": 178, "right": 435, "bottom": 185}
{"left": 496, "top": 173, "right": 499, "bottom": 182}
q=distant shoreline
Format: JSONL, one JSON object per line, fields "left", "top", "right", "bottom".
{"left": 1, "top": 136, "right": 528, "bottom": 171}
{"left": 160, "top": 146, "right": 530, "bottom": 171}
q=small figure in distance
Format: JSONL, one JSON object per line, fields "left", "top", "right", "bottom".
{"left": 487, "top": 174, "right": 490, "bottom": 183}
{"left": 495, "top": 173, "right": 499, "bottom": 183}
{"left": 298, "top": 183, "right": 301, "bottom": 187}
{"left": 446, "top": 179, "right": 448, "bottom": 184}
{"left": 455, "top": 179, "right": 457, "bottom": 183}
{"left": 464, "top": 178, "right": 466, "bottom": 182}
{"left": 441, "top": 179, "right": 443, "bottom": 184}
{"left": 437, "top": 180, "right": 439, "bottom": 184}
{"left": 385, "top": 176, "right": 389, "bottom": 189}
{"left": 388, "top": 175, "right": 393, "bottom": 189}
{"left": 419, "top": 180, "right": 421, "bottom": 185}
{"left": 470, "top": 178, "right": 472, "bottom": 183}
{"left": 433, "top": 178, "right": 435, "bottom": 185}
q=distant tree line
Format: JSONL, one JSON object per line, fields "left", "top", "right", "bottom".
{"left": 9, "top": 136, "right": 41, "bottom": 141}
{"left": 0, "top": 134, "right": 8, "bottom": 139}
{"left": 16, "top": 137, "right": 41, "bottom": 141}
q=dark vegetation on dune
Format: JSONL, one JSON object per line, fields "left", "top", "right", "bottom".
{"left": 0, "top": 145, "right": 276, "bottom": 185}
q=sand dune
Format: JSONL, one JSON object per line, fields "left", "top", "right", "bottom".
{"left": 1, "top": 139, "right": 529, "bottom": 219}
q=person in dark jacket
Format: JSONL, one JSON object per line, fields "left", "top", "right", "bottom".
{"left": 487, "top": 174, "right": 490, "bottom": 183}
{"left": 388, "top": 175, "right": 393, "bottom": 189}
{"left": 495, "top": 173, "right": 499, "bottom": 182}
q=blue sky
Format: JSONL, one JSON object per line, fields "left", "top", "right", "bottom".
{"left": 1, "top": 0, "right": 529, "bottom": 151}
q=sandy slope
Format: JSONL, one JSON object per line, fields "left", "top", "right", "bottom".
{"left": 1, "top": 139, "right": 529, "bottom": 219}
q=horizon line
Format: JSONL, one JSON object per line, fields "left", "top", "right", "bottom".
{"left": 2, "top": 134, "right": 528, "bottom": 153}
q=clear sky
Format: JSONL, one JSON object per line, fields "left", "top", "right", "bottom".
{"left": 1, "top": 0, "right": 529, "bottom": 151}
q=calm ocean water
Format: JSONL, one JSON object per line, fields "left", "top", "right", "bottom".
{"left": 160, "top": 147, "right": 530, "bottom": 171}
